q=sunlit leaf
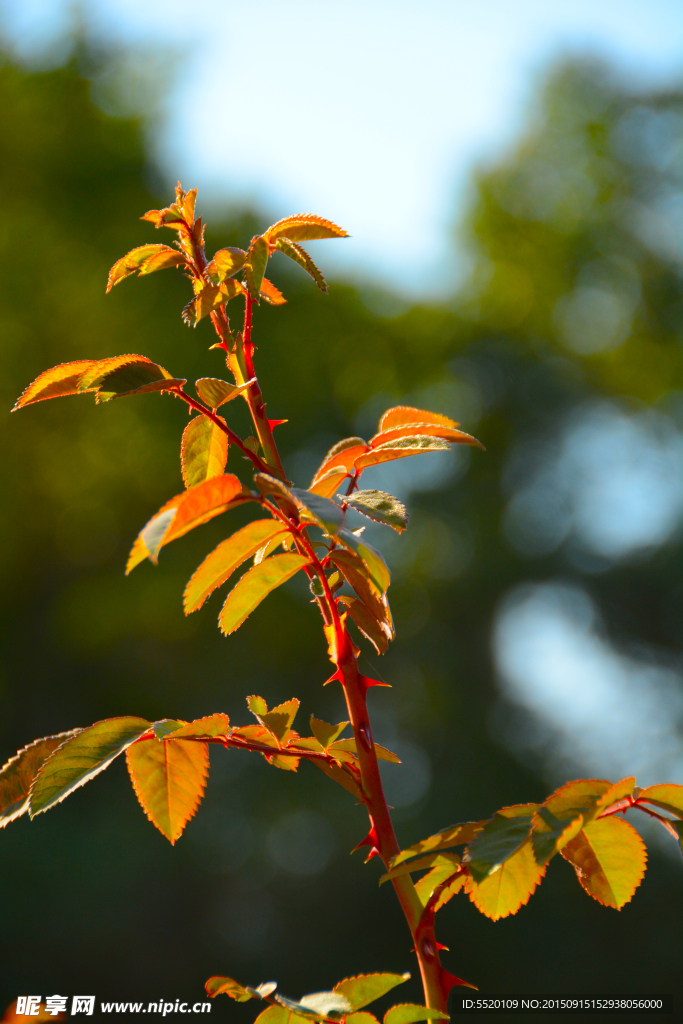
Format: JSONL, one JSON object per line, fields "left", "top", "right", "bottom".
{"left": 309, "top": 468, "right": 350, "bottom": 498}
{"left": 531, "top": 807, "right": 584, "bottom": 866}
{"left": 329, "top": 549, "right": 394, "bottom": 639}
{"left": 206, "top": 247, "right": 247, "bottom": 283}
{"left": 311, "top": 440, "right": 369, "bottom": 486}
{"left": 561, "top": 816, "right": 647, "bottom": 909}
{"left": 346, "top": 1014, "right": 380, "bottom": 1024}
{"left": 141, "top": 200, "right": 186, "bottom": 228}
{"left": 354, "top": 436, "right": 453, "bottom": 471}
{"left": 413, "top": 860, "right": 463, "bottom": 907}
{"left": 219, "top": 553, "right": 310, "bottom": 635}
{"left": 184, "top": 520, "right": 289, "bottom": 613}
{"left": 290, "top": 488, "right": 344, "bottom": 532}
{"left": 336, "top": 594, "right": 389, "bottom": 654}
{"left": 544, "top": 778, "right": 634, "bottom": 827}
{"left": 260, "top": 699, "right": 300, "bottom": 742}
{"left": 369, "top": 424, "right": 483, "bottom": 449}
{"left": 195, "top": 377, "right": 251, "bottom": 409}
{"left": 248, "top": 695, "right": 269, "bottom": 717}
{"left": 380, "top": 851, "right": 460, "bottom": 885}
{"left": 254, "top": 473, "right": 299, "bottom": 518}
{"left": 378, "top": 406, "right": 460, "bottom": 433}
{"left": 312, "top": 759, "right": 363, "bottom": 799}
{"left": 205, "top": 976, "right": 253, "bottom": 1001}
{"left": 342, "top": 490, "right": 408, "bottom": 533}
{"left": 463, "top": 804, "right": 539, "bottom": 883}
{"left": 264, "top": 214, "right": 349, "bottom": 244}
{"left": 245, "top": 235, "right": 269, "bottom": 299}
{"left": 187, "top": 278, "right": 245, "bottom": 325}
{"left": 332, "top": 974, "right": 410, "bottom": 1011}
{"left": 182, "top": 186, "right": 197, "bottom": 225}
{"left": 254, "top": 1006, "right": 309, "bottom": 1024}
{"left": 260, "top": 278, "right": 287, "bottom": 305}
{"left": 337, "top": 529, "right": 390, "bottom": 594}
{"left": 126, "top": 734, "right": 208, "bottom": 843}
{"left": 0, "top": 731, "right": 79, "bottom": 827}
{"left": 29, "top": 717, "right": 151, "bottom": 816}
{"left": 309, "top": 717, "right": 349, "bottom": 749}
{"left": 636, "top": 783, "right": 683, "bottom": 818}
{"left": 12, "top": 359, "right": 98, "bottom": 410}
{"left": 298, "top": 993, "right": 352, "bottom": 1016}
{"left": 466, "top": 839, "right": 545, "bottom": 920}
{"left": 383, "top": 1005, "right": 449, "bottom": 1024}
{"left": 168, "top": 714, "right": 231, "bottom": 739}
{"left": 275, "top": 238, "right": 327, "bottom": 292}
{"left": 330, "top": 738, "right": 400, "bottom": 764}
{"left": 106, "top": 244, "right": 185, "bottom": 292}
{"left": 255, "top": 533, "right": 286, "bottom": 564}
{"left": 433, "top": 871, "right": 467, "bottom": 911}
{"left": 390, "top": 821, "right": 485, "bottom": 868}
{"left": 181, "top": 414, "right": 229, "bottom": 489}
{"left": 152, "top": 719, "right": 184, "bottom": 739}
{"left": 89, "top": 357, "right": 178, "bottom": 402}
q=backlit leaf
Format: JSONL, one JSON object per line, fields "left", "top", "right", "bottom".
{"left": 384, "top": 1005, "right": 449, "bottom": 1024}
{"left": 330, "top": 738, "right": 400, "bottom": 764}
{"left": 312, "top": 759, "right": 363, "bottom": 799}
{"left": 106, "top": 244, "right": 185, "bottom": 292}
{"left": 342, "top": 490, "right": 408, "bottom": 533}
{"left": 152, "top": 720, "right": 184, "bottom": 739}
{"left": 298, "top": 993, "right": 352, "bottom": 1016}
{"left": 195, "top": 377, "right": 253, "bottom": 409}
{"left": 309, "top": 717, "right": 349, "bottom": 748}
{"left": 544, "top": 778, "right": 633, "bottom": 827}
{"left": 184, "top": 520, "right": 289, "bottom": 613}
{"left": 254, "top": 473, "right": 299, "bottom": 518}
{"left": 141, "top": 201, "right": 185, "bottom": 228}
{"left": 248, "top": 695, "right": 269, "bottom": 717}
{"left": 311, "top": 440, "right": 369, "bottom": 486}
{"left": 433, "top": 871, "right": 467, "bottom": 911}
{"left": 205, "top": 976, "right": 253, "bottom": 1001}
{"left": 260, "top": 278, "right": 288, "bottom": 305}
{"left": 414, "top": 861, "right": 463, "bottom": 907}
{"left": 181, "top": 415, "right": 229, "bottom": 489}
{"left": 329, "top": 549, "right": 394, "bottom": 637}
{"left": 369, "top": 424, "right": 483, "bottom": 448}
{"left": 245, "top": 235, "right": 269, "bottom": 299}
{"left": 260, "top": 699, "right": 300, "bottom": 742}
{"left": 390, "top": 822, "right": 485, "bottom": 868}
{"left": 354, "top": 436, "right": 452, "bottom": 471}
{"left": 90, "top": 357, "right": 177, "bottom": 402}
{"left": 561, "top": 816, "right": 647, "bottom": 909}
{"left": 219, "top": 553, "right": 310, "bottom": 635}
{"left": 0, "top": 731, "right": 79, "bottom": 828}
{"left": 168, "top": 714, "right": 231, "bottom": 739}
{"left": 309, "top": 469, "right": 351, "bottom": 498}
{"left": 467, "top": 839, "right": 545, "bottom": 920}
{"left": 206, "top": 247, "right": 247, "bottom": 283}
{"left": 275, "top": 238, "right": 327, "bottom": 292}
{"left": 12, "top": 359, "right": 98, "bottom": 410}
{"left": 254, "top": 1007, "right": 309, "bottom": 1024}
{"left": 126, "top": 734, "right": 209, "bottom": 843}
{"left": 290, "top": 488, "right": 344, "bottom": 532}
{"left": 29, "top": 717, "right": 151, "bottom": 815}
{"left": 337, "top": 529, "right": 390, "bottom": 593}
{"left": 337, "top": 594, "right": 390, "bottom": 654}
{"left": 264, "top": 214, "right": 349, "bottom": 244}
{"left": 636, "top": 783, "right": 683, "bottom": 818}
{"left": 378, "top": 406, "right": 460, "bottom": 433}
{"left": 332, "top": 974, "right": 410, "bottom": 1011}
{"left": 346, "top": 1015, "right": 380, "bottom": 1024}
{"left": 380, "top": 852, "right": 460, "bottom": 886}
{"left": 463, "top": 804, "right": 539, "bottom": 883}
{"left": 531, "top": 808, "right": 584, "bottom": 866}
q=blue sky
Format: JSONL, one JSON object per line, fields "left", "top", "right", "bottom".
{"left": 3, "top": 0, "right": 681, "bottom": 293}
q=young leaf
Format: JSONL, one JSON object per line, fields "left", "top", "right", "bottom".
{"left": 466, "top": 839, "right": 545, "bottom": 920}
{"left": 248, "top": 695, "right": 269, "bottom": 717}
{"left": 206, "top": 247, "right": 247, "bottom": 283}
{"left": 168, "top": 714, "right": 231, "bottom": 739}
{"left": 244, "top": 235, "right": 269, "bottom": 299}
{"left": 354, "top": 436, "right": 453, "bottom": 472}
{"left": 390, "top": 821, "right": 485, "bottom": 868}
{"left": 635, "top": 783, "right": 683, "bottom": 819}
{"left": 329, "top": 549, "right": 394, "bottom": 638}
{"left": 332, "top": 974, "right": 410, "bottom": 1012}
{"left": 544, "top": 777, "right": 627, "bottom": 826}
{"left": 264, "top": 214, "right": 349, "bottom": 244}
{"left": 384, "top": 1006, "right": 449, "bottom": 1024}
{"left": 274, "top": 238, "right": 327, "bottom": 292}
{"left": 260, "top": 699, "right": 300, "bottom": 742}
{"left": 337, "top": 529, "right": 390, "bottom": 594}
{"left": 330, "top": 738, "right": 400, "bottom": 764}
{"left": 312, "top": 759, "right": 363, "bottom": 799}
{"left": 28, "top": 717, "right": 151, "bottom": 816}
{"left": 309, "top": 717, "right": 349, "bottom": 749}
{"left": 377, "top": 406, "right": 460, "bottom": 433}
{"left": 12, "top": 359, "right": 98, "bottom": 410}
{"left": 195, "top": 377, "right": 254, "bottom": 409}
{"left": 341, "top": 490, "right": 408, "bottom": 533}
{"left": 184, "top": 520, "right": 289, "bottom": 613}
{"left": 561, "top": 816, "right": 647, "bottom": 909}
{"left": 463, "top": 804, "right": 539, "bottom": 883}
{"left": 205, "top": 976, "right": 253, "bottom": 1001}
{"left": 219, "top": 553, "right": 310, "bottom": 635}
{"left": 337, "top": 594, "right": 390, "bottom": 655}
{"left": 0, "top": 731, "right": 79, "bottom": 828}
{"left": 106, "top": 244, "right": 185, "bottom": 292}
{"left": 369, "top": 424, "right": 483, "bottom": 449}
{"left": 184, "top": 279, "right": 245, "bottom": 326}
{"left": 181, "top": 414, "right": 229, "bottom": 489}
{"left": 126, "top": 735, "right": 209, "bottom": 843}
{"left": 260, "top": 278, "right": 288, "bottom": 305}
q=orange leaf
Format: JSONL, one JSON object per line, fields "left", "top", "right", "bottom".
{"left": 260, "top": 277, "right": 287, "bottom": 305}
{"left": 311, "top": 443, "right": 370, "bottom": 485}
{"left": 126, "top": 735, "right": 208, "bottom": 844}
{"left": 378, "top": 406, "right": 460, "bottom": 433}
{"left": 168, "top": 714, "right": 231, "bottom": 739}
{"left": 368, "top": 424, "right": 482, "bottom": 448}
{"left": 561, "top": 816, "right": 647, "bottom": 909}
{"left": 309, "top": 468, "right": 351, "bottom": 498}
{"left": 181, "top": 414, "right": 229, "bottom": 489}
{"left": 12, "top": 359, "right": 98, "bottom": 410}
{"left": 106, "top": 244, "right": 185, "bottom": 292}
{"left": 264, "top": 213, "right": 349, "bottom": 244}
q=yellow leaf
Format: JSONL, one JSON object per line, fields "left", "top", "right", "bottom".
{"left": 219, "top": 553, "right": 310, "bottom": 635}
{"left": 12, "top": 359, "right": 98, "bottom": 410}
{"left": 264, "top": 213, "right": 349, "bottom": 244}
{"left": 561, "top": 816, "right": 647, "bottom": 909}
{"left": 466, "top": 840, "right": 545, "bottom": 920}
{"left": 181, "top": 414, "right": 229, "bottom": 489}
{"left": 636, "top": 783, "right": 683, "bottom": 818}
{"left": 106, "top": 244, "right": 185, "bottom": 292}
{"left": 126, "top": 735, "right": 208, "bottom": 844}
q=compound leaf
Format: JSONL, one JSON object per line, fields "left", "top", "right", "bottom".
{"left": 561, "top": 816, "right": 647, "bottom": 909}
{"left": 466, "top": 839, "right": 545, "bottom": 920}
{"left": 184, "top": 520, "right": 289, "bottom": 613}
{"left": 332, "top": 974, "right": 410, "bottom": 1011}
{"left": 28, "top": 717, "right": 151, "bottom": 816}
{"left": 378, "top": 407, "right": 460, "bottom": 433}
{"left": 342, "top": 490, "right": 408, "bottom": 533}
{"left": 181, "top": 414, "right": 229, "bottom": 489}
{"left": 0, "top": 731, "right": 79, "bottom": 828}
{"left": 126, "top": 735, "right": 209, "bottom": 843}
{"left": 260, "top": 699, "right": 300, "bottom": 742}
{"left": 384, "top": 1006, "right": 449, "bottom": 1024}
{"left": 219, "top": 553, "right": 310, "bottom": 635}
{"left": 264, "top": 214, "right": 349, "bottom": 244}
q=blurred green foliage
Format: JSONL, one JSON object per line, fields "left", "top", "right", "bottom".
{"left": 0, "top": 46, "right": 681, "bottom": 1019}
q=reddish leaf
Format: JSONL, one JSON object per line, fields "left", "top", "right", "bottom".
{"left": 309, "top": 468, "right": 351, "bottom": 498}
{"left": 181, "top": 414, "right": 229, "bottom": 489}
{"left": 12, "top": 360, "right": 98, "bottom": 410}
{"left": 206, "top": 247, "right": 247, "bottom": 283}
{"left": 369, "top": 424, "right": 483, "bottom": 448}
{"left": 377, "top": 406, "right": 460, "bottom": 433}
{"left": 126, "top": 734, "right": 209, "bottom": 843}
{"left": 355, "top": 436, "right": 464, "bottom": 472}
{"left": 0, "top": 731, "right": 79, "bottom": 827}
{"left": 260, "top": 278, "right": 287, "bottom": 305}
{"left": 205, "top": 976, "right": 253, "bottom": 1001}
{"left": 311, "top": 441, "right": 369, "bottom": 485}
{"left": 106, "top": 244, "right": 185, "bottom": 292}
{"left": 168, "top": 714, "right": 231, "bottom": 739}
{"left": 561, "top": 816, "right": 647, "bottom": 909}
{"left": 337, "top": 594, "right": 390, "bottom": 654}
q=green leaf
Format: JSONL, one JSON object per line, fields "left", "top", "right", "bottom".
{"left": 414, "top": 861, "right": 464, "bottom": 907}
{"left": 309, "top": 717, "right": 349, "bottom": 748}
{"left": 126, "top": 734, "right": 209, "bottom": 843}
{"left": 195, "top": 377, "right": 253, "bottom": 409}
{"left": 206, "top": 247, "right": 247, "bottom": 283}
{"left": 384, "top": 1005, "right": 449, "bottom": 1024}
{"left": 152, "top": 720, "right": 185, "bottom": 739}
{"left": 255, "top": 1007, "right": 310, "bottom": 1024}
{"left": 245, "top": 235, "right": 269, "bottom": 299}
{"left": 466, "top": 839, "right": 545, "bottom": 920}
{"left": 330, "top": 738, "right": 400, "bottom": 764}
{"left": 260, "top": 699, "right": 300, "bottom": 742}
{"left": 28, "top": 717, "right": 151, "bottom": 816}
{"left": 312, "top": 759, "right": 363, "bottom": 799}
{"left": 0, "top": 731, "right": 79, "bottom": 828}
{"left": 333, "top": 974, "right": 410, "bottom": 1012}
{"left": 346, "top": 1014, "right": 380, "bottom": 1024}
{"left": 219, "top": 553, "right": 310, "bottom": 635}
{"left": 337, "top": 529, "right": 390, "bottom": 594}
{"left": 290, "top": 488, "right": 344, "bottom": 532}
{"left": 390, "top": 821, "right": 484, "bottom": 868}
{"left": 264, "top": 214, "right": 349, "bottom": 243}
{"left": 463, "top": 804, "right": 539, "bottom": 883}
{"left": 205, "top": 976, "right": 253, "bottom": 1001}
{"left": 106, "top": 244, "right": 185, "bottom": 291}
{"left": 531, "top": 807, "right": 584, "bottom": 866}
{"left": 561, "top": 816, "right": 647, "bottom": 909}
{"left": 181, "top": 414, "right": 229, "bottom": 489}
{"left": 544, "top": 777, "right": 634, "bottom": 827}
{"left": 341, "top": 490, "right": 408, "bottom": 533}
{"left": 275, "top": 237, "right": 327, "bottom": 292}
{"left": 248, "top": 695, "right": 269, "bottom": 717}
{"left": 380, "top": 852, "right": 460, "bottom": 886}
{"left": 636, "top": 783, "right": 683, "bottom": 818}
{"left": 184, "top": 520, "right": 289, "bottom": 613}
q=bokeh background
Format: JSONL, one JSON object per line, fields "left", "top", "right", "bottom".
{"left": 0, "top": 1, "right": 681, "bottom": 1020}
